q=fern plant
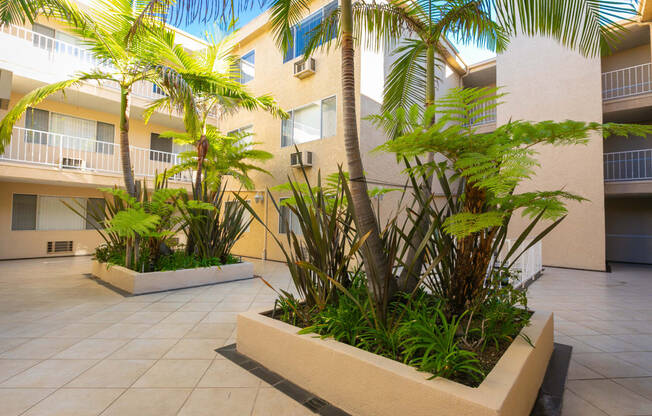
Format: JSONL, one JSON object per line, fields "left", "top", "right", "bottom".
{"left": 377, "top": 87, "right": 652, "bottom": 314}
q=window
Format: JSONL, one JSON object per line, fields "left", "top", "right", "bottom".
{"left": 23, "top": 108, "right": 115, "bottom": 152}
{"left": 12, "top": 194, "right": 37, "bottom": 230}
{"left": 11, "top": 194, "right": 106, "bottom": 231}
{"left": 150, "top": 133, "right": 172, "bottom": 162}
{"left": 283, "top": 1, "right": 338, "bottom": 63}
{"left": 225, "top": 200, "right": 252, "bottom": 232}
{"left": 25, "top": 107, "right": 49, "bottom": 144}
{"left": 228, "top": 125, "right": 254, "bottom": 149}
{"left": 238, "top": 51, "right": 255, "bottom": 83}
{"left": 85, "top": 198, "right": 106, "bottom": 230}
{"left": 281, "top": 96, "right": 336, "bottom": 147}
{"left": 32, "top": 23, "right": 55, "bottom": 50}
{"left": 278, "top": 199, "right": 302, "bottom": 235}
{"left": 37, "top": 196, "right": 86, "bottom": 230}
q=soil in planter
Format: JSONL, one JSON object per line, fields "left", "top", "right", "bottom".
{"left": 265, "top": 281, "right": 532, "bottom": 388}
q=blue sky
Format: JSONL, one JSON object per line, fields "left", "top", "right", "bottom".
{"left": 179, "top": 0, "right": 639, "bottom": 65}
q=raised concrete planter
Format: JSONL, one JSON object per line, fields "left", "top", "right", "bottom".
{"left": 92, "top": 260, "right": 254, "bottom": 295}
{"left": 237, "top": 309, "right": 553, "bottom": 416}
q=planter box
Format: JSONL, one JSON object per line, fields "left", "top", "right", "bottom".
{"left": 237, "top": 309, "right": 553, "bottom": 416}
{"left": 92, "top": 260, "right": 254, "bottom": 295}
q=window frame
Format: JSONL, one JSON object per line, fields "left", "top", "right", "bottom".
{"left": 239, "top": 49, "right": 256, "bottom": 84}
{"left": 10, "top": 193, "right": 104, "bottom": 232}
{"left": 280, "top": 95, "right": 336, "bottom": 148}
{"left": 283, "top": 1, "right": 338, "bottom": 63}
{"left": 278, "top": 198, "right": 302, "bottom": 235}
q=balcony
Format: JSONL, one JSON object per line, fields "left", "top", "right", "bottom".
{"left": 464, "top": 99, "right": 497, "bottom": 129}
{"left": 604, "top": 149, "right": 652, "bottom": 182}
{"left": 0, "top": 24, "right": 196, "bottom": 107}
{"left": 602, "top": 63, "right": 652, "bottom": 101}
{"left": 0, "top": 127, "right": 192, "bottom": 183}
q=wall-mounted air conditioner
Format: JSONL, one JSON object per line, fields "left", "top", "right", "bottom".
{"left": 293, "top": 58, "right": 316, "bottom": 79}
{"left": 290, "top": 151, "right": 313, "bottom": 167}
{"left": 61, "top": 157, "right": 86, "bottom": 169}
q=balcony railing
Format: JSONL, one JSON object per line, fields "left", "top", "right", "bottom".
{"left": 0, "top": 24, "right": 166, "bottom": 102}
{"left": 602, "top": 63, "right": 652, "bottom": 101}
{"left": 604, "top": 149, "right": 652, "bottom": 182}
{"left": 0, "top": 127, "right": 192, "bottom": 182}
{"left": 465, "top": 99, "right": 497, "bottom": 127}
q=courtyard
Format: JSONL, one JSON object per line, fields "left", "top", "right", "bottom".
{"left": 0, "top": 257, "right": 650, "bottom": 416}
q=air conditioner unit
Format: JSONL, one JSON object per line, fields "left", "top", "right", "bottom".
{"left": 293, "top": 58, "right": 316, "bottom": 79}
{"left": 61, "top": 157, "right": 86, "bottom": 169}
{"left": 290, "top": 151, "right": 313, "bottom": 167}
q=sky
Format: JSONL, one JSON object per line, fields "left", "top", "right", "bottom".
{"left": 178, "top": 0, "right": 639, "bottom": 66}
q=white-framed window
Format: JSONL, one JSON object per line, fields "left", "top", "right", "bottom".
{"left": 283, "top": 1, "right": 338, "bottom": 63}
{"left": 225, "top": 199, "right": 252, "bottom": 232}
{"left": 238, "top": 50, "right": 255, "bottom": 83}
{"left": 278, "top": 198, "right": 302, "bottom": 235}
{"left": 24, "top": 108, "right": 115, "bottom": 154}
{"left": 228, "top": 125, "right": 254, "bottom": 149}
{"left": 281, "top": 96, "right": 336, "bottom": 147}
{"left": 11, "top": 194, "right": 106, "bottom": 231}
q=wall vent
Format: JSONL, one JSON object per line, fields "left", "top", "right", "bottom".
{"left": 47, "top": 241, "right": 73, "bottom": 253}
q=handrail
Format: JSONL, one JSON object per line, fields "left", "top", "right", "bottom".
{"left": 602, "top": 62, "right": 652, "bottom": 101}
{"left": 0, "top": 126, "right": 192, "bottom": 182}
{"left": 603, "top": 149, "right": 652, "bottom": 182}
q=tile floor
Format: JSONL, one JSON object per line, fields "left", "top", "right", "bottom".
{"left": 0, "top": 257, "right": 650, "bottom": 415}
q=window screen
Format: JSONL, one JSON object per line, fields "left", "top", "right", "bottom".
{"left": 85, "top": 198, "right": 106, "bottom": 230}
{"left": 150, "top": 133, "right": 172, "bottom": 162}
{"left": 11, "top": 194, "right": 37, "bottom": 230}
{"left": 37, "top": 196, "right": 86, "bottom": 231}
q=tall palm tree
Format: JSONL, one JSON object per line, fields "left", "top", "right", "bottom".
{"left": 268, "top": 0, "right": 637, "bottom": 315}
{"left": 145, "top": 31, "right": 284, "bottom": 199}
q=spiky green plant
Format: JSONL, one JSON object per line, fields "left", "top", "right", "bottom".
{"left": 377, "top": 87, "right": 652, "bottom": 314}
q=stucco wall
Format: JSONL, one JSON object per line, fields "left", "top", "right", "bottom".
{"left": 601, "top": 44, "right": 651, "bottom": 73}
{"left": 497, "top": 35, "right": 606, "bottom": 271}
{"left": 0, "top": 181, "right": 105, "bottom": 259}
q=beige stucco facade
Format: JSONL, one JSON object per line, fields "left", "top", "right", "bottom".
{"left": 1, "top": 0, "right": 651, "bottom": 268}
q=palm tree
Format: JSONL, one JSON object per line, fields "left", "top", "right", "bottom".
{"left": 0, "top": 0, "right": 82, "bottom": 26}
{"left": 144, "top": 31, "right": 284, "bottom": 199}
{"left": 160, "top": 125, "right": 273, "bottom": 191}
{"left": 0, "top": 0, "right": 174, "bottom": 197}
{"left": 268, "top": 0, "right": 637, "bottom": 315}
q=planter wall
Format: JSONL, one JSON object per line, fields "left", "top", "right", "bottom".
{"left": 91, "top": 260, "right": 254, "bottom": 295}
{"left": 237, "top": 310, "right": 553, "bottom": 416}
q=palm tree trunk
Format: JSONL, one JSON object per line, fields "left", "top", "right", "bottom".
{"left": 340, "top": 0, "right": 393, "bottom": 316}
{"left": 195, "top": 133, "right": 208, "bottom": 200}
{"left": 398, "top": 44, "right": 436, "bottom": 291}
{"left": 120, "top": 87, "right": 136, "bottom": 197}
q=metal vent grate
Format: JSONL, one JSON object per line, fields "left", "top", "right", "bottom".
{"left": 47, "top": 240, "right": 73, "bottom": 253}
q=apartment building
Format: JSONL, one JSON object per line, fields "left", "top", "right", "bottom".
{"left": 218, "top": 0, "right": 466, "bottom": 261}
{"left": 1, "top": 0, "right": 650, "bottom": 271}
{"left": 0, "top": 6, "right": 205, "bottom": 259}
{"left": 222, "top": 0, "right": 652, "bottom": 269}
{"left": 462, "top": 7, "right": 652, "bottom": 269}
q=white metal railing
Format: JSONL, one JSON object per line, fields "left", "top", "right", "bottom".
{"left": 604, "top": 149, "right": 652, "bottom": 182}
{"left": 466, "top": 99, "right": 497, "bottom": 127}
{"left": 0, "top": 24, "right": 168, "bottom": 102}
{"left": 1, "top": 127, "right": 193, "bottom": 182}
{"left": 602, "top": 63, "right": 652, "bottom": 101}
{"left": 498, "top": 239, "right": 543, "bottom": 288}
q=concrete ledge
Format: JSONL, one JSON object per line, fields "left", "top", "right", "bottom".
{"left": 237, "top": 309, "right": 553, "bottom": 416}
{"left": 91, "top": 260, "right": 254, "bottom": 295}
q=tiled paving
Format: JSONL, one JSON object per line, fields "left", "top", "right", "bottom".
{"left": 528, "top": 263, "right": 652, "bottom": 416}
{"left": 0, "top": 257, "right": 650, "bottom": 415}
